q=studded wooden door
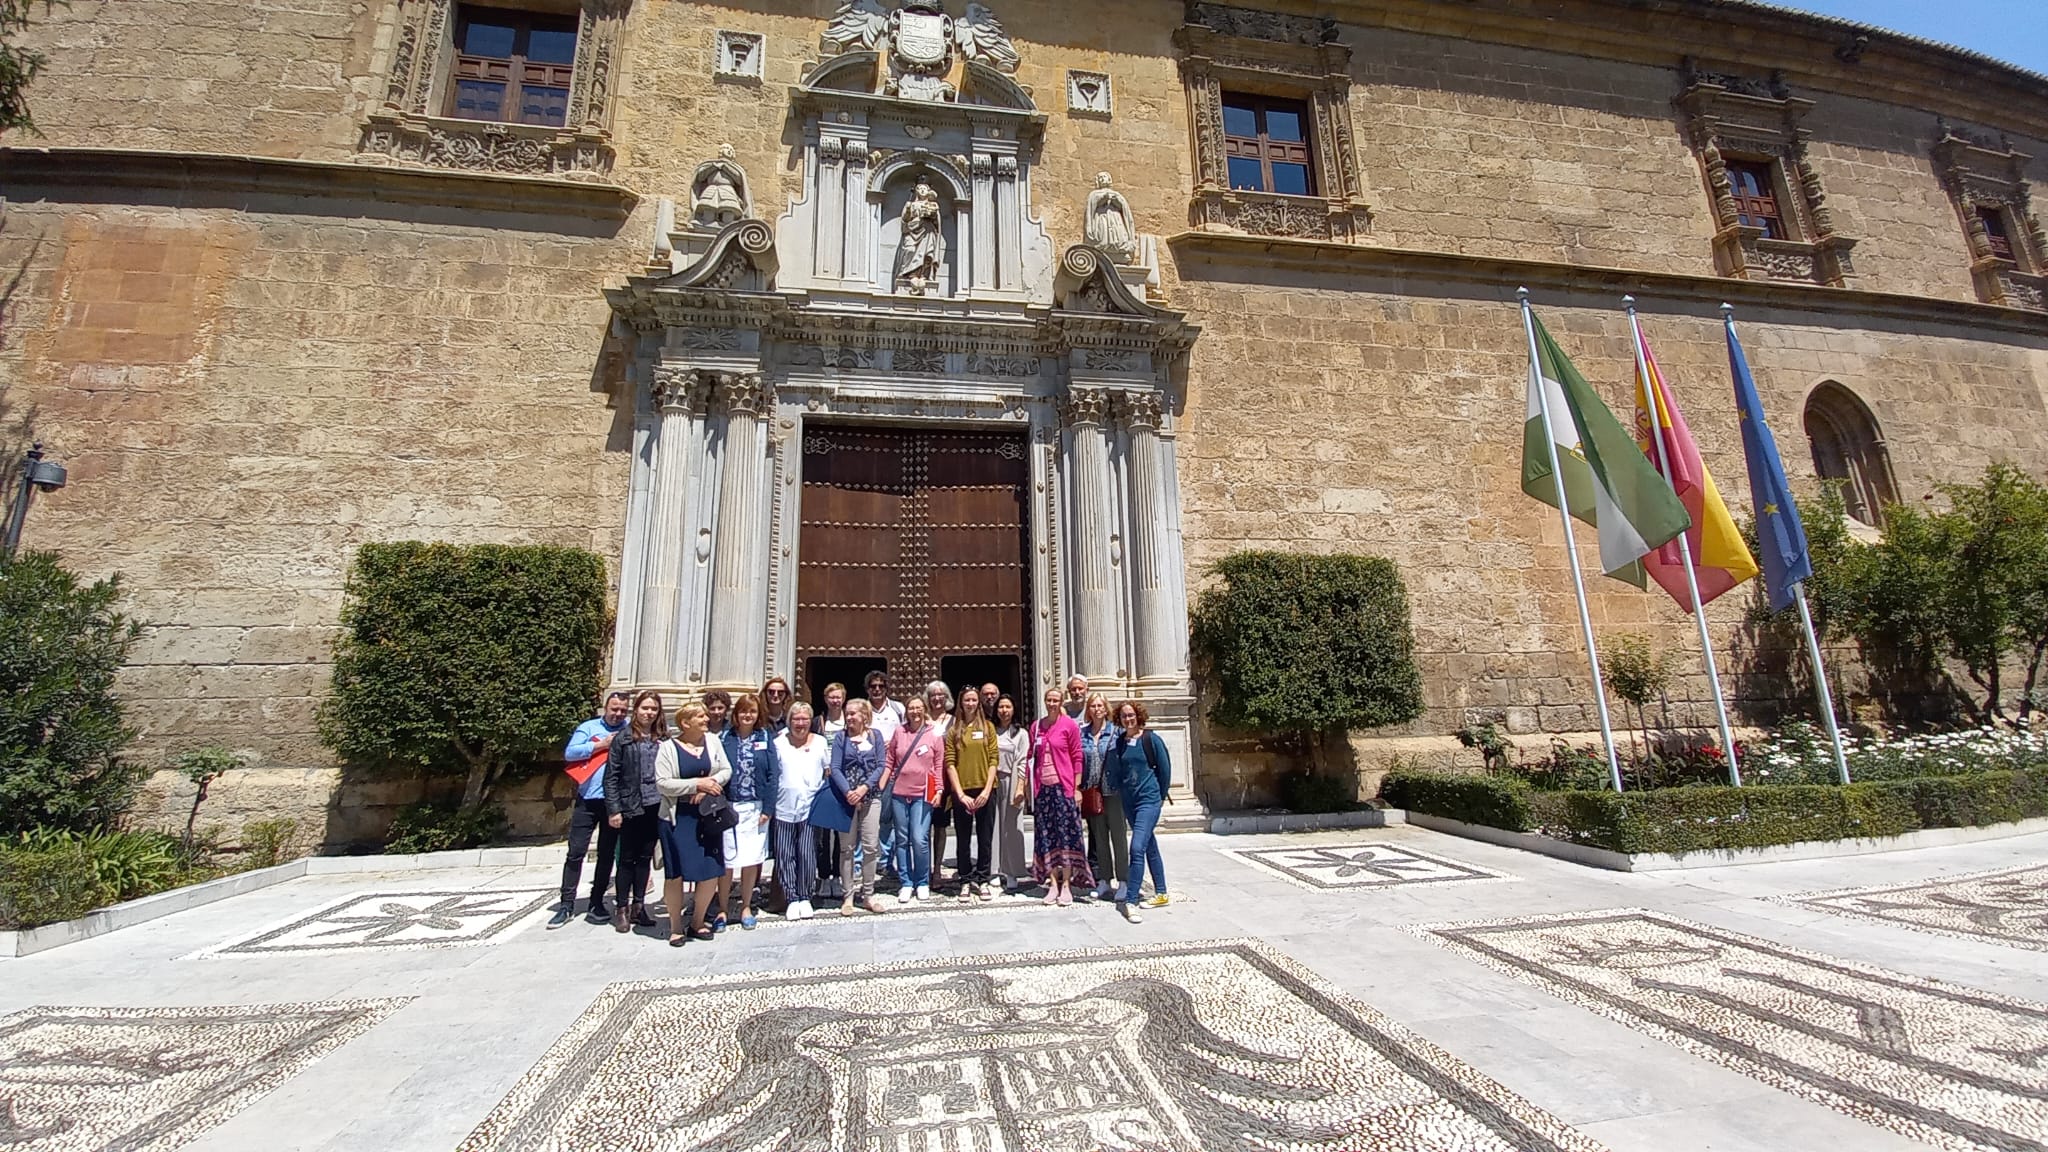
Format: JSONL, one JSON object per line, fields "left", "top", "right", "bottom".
{"left": 796, "top": 424, "right": 1032, "bottom": 697}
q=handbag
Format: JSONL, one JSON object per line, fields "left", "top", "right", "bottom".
{"left": 1079, "top": 787, "right": 1104, "bottom": 818}
{"left": 696, "top": 793, "right": 738, "bottom": 854}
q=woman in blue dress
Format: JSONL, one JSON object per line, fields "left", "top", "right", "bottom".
{"left": 658, "top": 701, "right": 733, "bottom": 945}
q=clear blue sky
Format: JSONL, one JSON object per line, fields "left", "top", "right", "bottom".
{"left": 1771, "top": 1, "right": 2048, "bottom": 76}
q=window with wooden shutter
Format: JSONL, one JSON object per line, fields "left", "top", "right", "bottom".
{"left": 447, "top": 6, "right": 578, "bottom": 128}
{"left": 1725, "top": 160, "right": 1784, "bottom": 240}
{"left": 1979, "top": 205, "right": 2016, "bottom": 262}
{"left": 1221, "top": 93, "right": 1316, "bottom": 197}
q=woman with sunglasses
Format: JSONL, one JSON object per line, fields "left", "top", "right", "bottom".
{"left": 760, "top": 677, "right": 793, "bottom": 735}
{"left": 1108, "top": 700, "right": 1172, "bottom": 923}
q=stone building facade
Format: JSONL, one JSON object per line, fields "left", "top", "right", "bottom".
{"left": 3, "top": 0, "right": 2045, "bottom": 844}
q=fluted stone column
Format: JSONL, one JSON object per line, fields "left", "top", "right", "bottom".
{"left": 635, "top": 367, "right": 710, "bottom": 685}
{"left": 1120, "top": 390, "right": 1185, "bottom": 681}
{"left": 707, "top": 372, "right": 774, "bottom": 687}
{"left": 1062, "top": 388, "right": 1120, "bottom": 680}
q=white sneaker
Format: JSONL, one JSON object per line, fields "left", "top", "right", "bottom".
{"left": 1120, "top": 902, "right": 1143, "bottom": 924}
{"left": 915, "top": 884, "right": 931, "bottom": 901}
{"left": 897, "top": 887, "right": 913, "bottom": 905}
{"left": 785, "top": 901, "right": 804, "bottom": 921}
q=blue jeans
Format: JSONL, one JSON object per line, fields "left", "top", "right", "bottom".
{"left": 1121, "top": 796, "right": 1165, "bottom": 903}
{"left": 888, "top": 795, "right": 932, "bottom": 888}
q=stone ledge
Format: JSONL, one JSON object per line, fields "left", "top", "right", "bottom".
{"left": 0, "top": 147, "right": 640, "bottom": 223}
{"left": 1209, "top": 808, "right": 1407, "bottom": 835}
{"left": 0, "top": 860, "right": 308, "bottom": 958}
{"left": 1167, "top": 232, "right": 2048, "bottom": 337}
{"left": 1407, "top": 811, "right": 2048, "bottom": 872}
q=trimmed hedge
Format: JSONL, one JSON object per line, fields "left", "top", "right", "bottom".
{"left": 1386, "top": 768, "right": 2048, "bottom": 855}
{"left": 1381, "top": 772, "right": 1534, "bottom": 832}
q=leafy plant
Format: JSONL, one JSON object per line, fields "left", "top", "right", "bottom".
{"left": 1381, "top": 771, "right": 1534, "bottom": 830}
{"left": 1276, "top": 769, "right": 1358, "bottom": 814}
{"left": 0, "top": 842, "right": 115, "bottom": 928}
{"left": 1455, "top": 720, "right": 1515, "bottom": 773}
{"left": 319, "top": 542, "right": 608, "bottom": 810}
{"left": 239, "top": 818, "right": 300, "bottom": 870}
{"left": 1192, "top": 551, "right": 1425, "bottom": 779}
{"left": 172, "top": 746, "right": 245, "bottom": 854}
{"left": 0, "top": 1, "right": 64, "bottom": 137}
{"left": 1601, "top": 632, "right": 1671, "bottom": 769}
{"left": 384, "top": 800, "right": 506, "bottom": 855}
{"left": 0, "top": 551, "right": 145, "bottom": 836}
{"left": 10, "top": 828, "right": 184, "bottom": 901}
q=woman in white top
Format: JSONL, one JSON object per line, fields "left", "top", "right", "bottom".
{"left": 771, "top": 702, "right": 831, "bottom": 919}
{"left": 990, "top": 693, "right": 1030, "bottom": 893}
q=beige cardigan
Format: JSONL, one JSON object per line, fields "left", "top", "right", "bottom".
{"left": 654, "top": 736, "right": 734, "bottom": 823}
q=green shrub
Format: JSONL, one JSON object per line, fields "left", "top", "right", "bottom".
{"left": 0, "top": 844, "right": 117, "bottom": 929}
{"left": 384, "top": 801, "right": 507, "bottom": 855}
{"left": 319, "top": 542, "right": 608, "bottom": 811}
{"left": 239, "top": 818, "right": 300, "bottom": 870}
{"left": 1523, "top": 769, "right": 2046, "bottom": 854}
{"left": 16, "top": 828, "right": 186, "bottom": 901}
{"left": 1277, "top": 770, "right": 1358, "bottom": 814}
{"left": 1192, "top": 551, "right": 1425, "bottom": 738}
{"left": 1382, "top": 771, "right": 1534, "bottom": 831}
{"left": 0, "top": 551, "right": 145, "bottom": 836}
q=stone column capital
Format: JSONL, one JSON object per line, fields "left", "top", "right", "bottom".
{"left": 653, "top": 365, "right": 712, "bottom": 414}
{"left": 1058, "top": 387, "right": 1113, "bottom": 428}
{"left": 716, "top": 371, "right": 774, "bottom": 416}
{"left": 1114, "top": 389, "right": 1164, "bottom": 431}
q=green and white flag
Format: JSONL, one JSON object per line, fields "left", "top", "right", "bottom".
{"left": 1522, "top": 311, "right": 1691, "bottom": 586}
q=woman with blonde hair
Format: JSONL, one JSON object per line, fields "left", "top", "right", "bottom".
{"left": 820, "top": 699, "right": 890, "bottom": 914}
{"left": 1027, "top": 686, "right": 1092, "bottom": 906}
{"left": 603, "top": 690, "right": 668, "bottom": 933}
{"left": 883, "top": 694, "right": 943, "bottom": 901}
{"left": 1078, "top": 692, "right": 1127, "bottom": 901}
{"left": 656, "top": 701, "right": 732, "bottom": 945}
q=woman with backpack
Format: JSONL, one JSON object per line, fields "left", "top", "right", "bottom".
{"left": 1108, "top": 700, "right": 1172, "bottom": 923}
{"left": 655, "top": 701, "right": 733, "bottom": 945}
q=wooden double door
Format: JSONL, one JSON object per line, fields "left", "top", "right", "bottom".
{"left": 795, "top": 424, "right": 1032, "bottom": 709}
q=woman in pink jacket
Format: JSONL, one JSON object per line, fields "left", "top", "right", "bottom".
{"left": 1027, "top": 686, "right": 1093, "bottom": 905}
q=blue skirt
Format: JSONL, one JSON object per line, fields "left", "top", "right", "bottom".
{"left": 660, "top": 809, "right": 724, "bottom": 882}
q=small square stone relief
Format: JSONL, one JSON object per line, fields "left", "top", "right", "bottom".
{"left": 714, "top": 30, "right": 764, "bottom": 81}
{"left": 1067, "top": 70, "right": 1112, "bottom": 118}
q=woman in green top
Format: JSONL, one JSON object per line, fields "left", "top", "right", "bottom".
{"left": 944, "top": 685, "right": 1000, "bottom": 900}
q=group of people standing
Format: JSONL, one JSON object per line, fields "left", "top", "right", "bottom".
{"left": 550, "top": 673, "right": 1173, "bottom": 946}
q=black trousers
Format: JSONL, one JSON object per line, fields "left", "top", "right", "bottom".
{"left": 952, "top": 798, "right": 996, "bottom": 883}
{"left": 613, "top": 810, "right": 660, "bottom": 908}
{"left": 559, "top": 796, "right": 618, "bottom": 906}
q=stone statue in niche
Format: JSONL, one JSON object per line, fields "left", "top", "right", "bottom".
{"left": 1084, "top": 172, "right": 1136, "bottom": 264}
{"left": 823, "top": 0, "right": 1019, "bottom": 101}
{"left": 690, "top": 144, "right": 751, "bottom": 228}
{"left": 894, "top": 179, "right": 945, "bottom": 294}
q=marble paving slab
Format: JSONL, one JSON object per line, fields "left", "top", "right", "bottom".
{"left": 1778, "top": 863, "right": 2048, "bottom": 952}
{"left": 457, "top": 938, "right": 1609, "bottom": 1152}
{"left": 0, "top": 999, "right": 405, "bottom": 1152}
{"left": 192, "top": 888, "right": 555, "bottom": 957}
{"left": 1217, "top": 840, "right": 1511, "bottom": 890}
{"left": 1419, "top": 909, "right": 2048, "bottom": 1152}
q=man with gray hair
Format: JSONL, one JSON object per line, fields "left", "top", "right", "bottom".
{"left": 1063, "top": 674, "right": 1089, "bottom": 720}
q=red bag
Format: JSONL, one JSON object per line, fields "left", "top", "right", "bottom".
{"left": 1079, "top": 787, "right": 1104, "bottom": 818}
{"left": 565, "top": 748, "right": 607, "bottom": 787}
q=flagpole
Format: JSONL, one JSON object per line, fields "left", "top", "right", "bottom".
{"left": 1722, "top": 303, "right": 1850, "bottom": 785}
{"left": 1521, "top": 287, "right": 1626, "bottom": 792}
{"left": 1792, "top": 583, "right": 1852, "bottom": 784}
{"left": 1624, "top": 296, "right": 1743, "bottom": 787}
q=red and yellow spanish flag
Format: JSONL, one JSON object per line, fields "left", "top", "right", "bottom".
{"left": 1632, "top": 329, "right": 1760, "bottom": 611}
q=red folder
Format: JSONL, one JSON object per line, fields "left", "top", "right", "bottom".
{"left": 565, "top": 748, "right": 607, "bottom": 787}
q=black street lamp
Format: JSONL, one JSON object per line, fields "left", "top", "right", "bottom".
{"left": 2, "top": 443, "right": 67, "bottom": 557}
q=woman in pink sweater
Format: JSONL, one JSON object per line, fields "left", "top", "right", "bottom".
{"left": 882, "top": 695, "right": 945, "bottom": 902}
{"left": 1027, "top": 686, "right": 1093, "bottom": 905}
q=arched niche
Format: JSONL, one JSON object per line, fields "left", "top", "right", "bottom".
{"left": 1803, "top": 381, "right": 1899, "bottom": 526}
{"left": 873, "top": 166, "right": 965, "bottom": 297}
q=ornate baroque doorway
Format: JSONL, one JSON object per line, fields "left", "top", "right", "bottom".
{"left": 795, "top": 423, "right": 1033, "bottom": 700}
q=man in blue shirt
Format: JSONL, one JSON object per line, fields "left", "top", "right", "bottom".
{"left": 550, "top": 691, "right": 631, "bottom": 928}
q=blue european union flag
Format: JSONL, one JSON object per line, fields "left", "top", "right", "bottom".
{"left": 1726, "top": 314, "right": 1812, "bottom": 613}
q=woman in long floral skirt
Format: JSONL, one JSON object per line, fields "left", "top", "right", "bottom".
{"left": 1027, "top": 686, "right": 1092, "bottom": 905}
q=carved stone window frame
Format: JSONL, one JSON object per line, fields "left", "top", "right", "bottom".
{"left": 715, "top": 30, "right": 765, "bottom": 83}
{"left": 1931, "top": 120, "right": 2047, "bottom": 311}
{"left": 358, "top": 0, "right": 628, "bottom": 179}
{"left": 1175, "top": 4, "right": 1370, "bottom": 243}
{"left": 1676, "top": 61, "right": 1856, "bottom": 287}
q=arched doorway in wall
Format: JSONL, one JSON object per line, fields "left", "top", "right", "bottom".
{"left": 1803, "top": 382, "right": 1899, "bottom": 526}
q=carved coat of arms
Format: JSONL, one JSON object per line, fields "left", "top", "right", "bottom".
{"left": 824, "top": 0, "right": 1020, "bottom": 101}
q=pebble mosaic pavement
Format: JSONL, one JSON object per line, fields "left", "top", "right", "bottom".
{"left": 193, "top": 888, "right": 555, "bottom": 957}
{"left": 1216, "top": 841, "right": 1512, "bottom": 890}
{"left": 454, "top": 939, "right": 1610, "bottom": 1152}
{"left": 1781, "top": 863, "right": 2048, "bottom": 952}
{"left": 0, "top": 1000, "right": 405, "bottom": 1152}
{"left": 1419, "top": 909, "right": 2048, "bottom": 1152}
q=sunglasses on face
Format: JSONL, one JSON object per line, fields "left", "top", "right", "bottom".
{"left": 766, "top": 689, "right": 787, "bottom": 697}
